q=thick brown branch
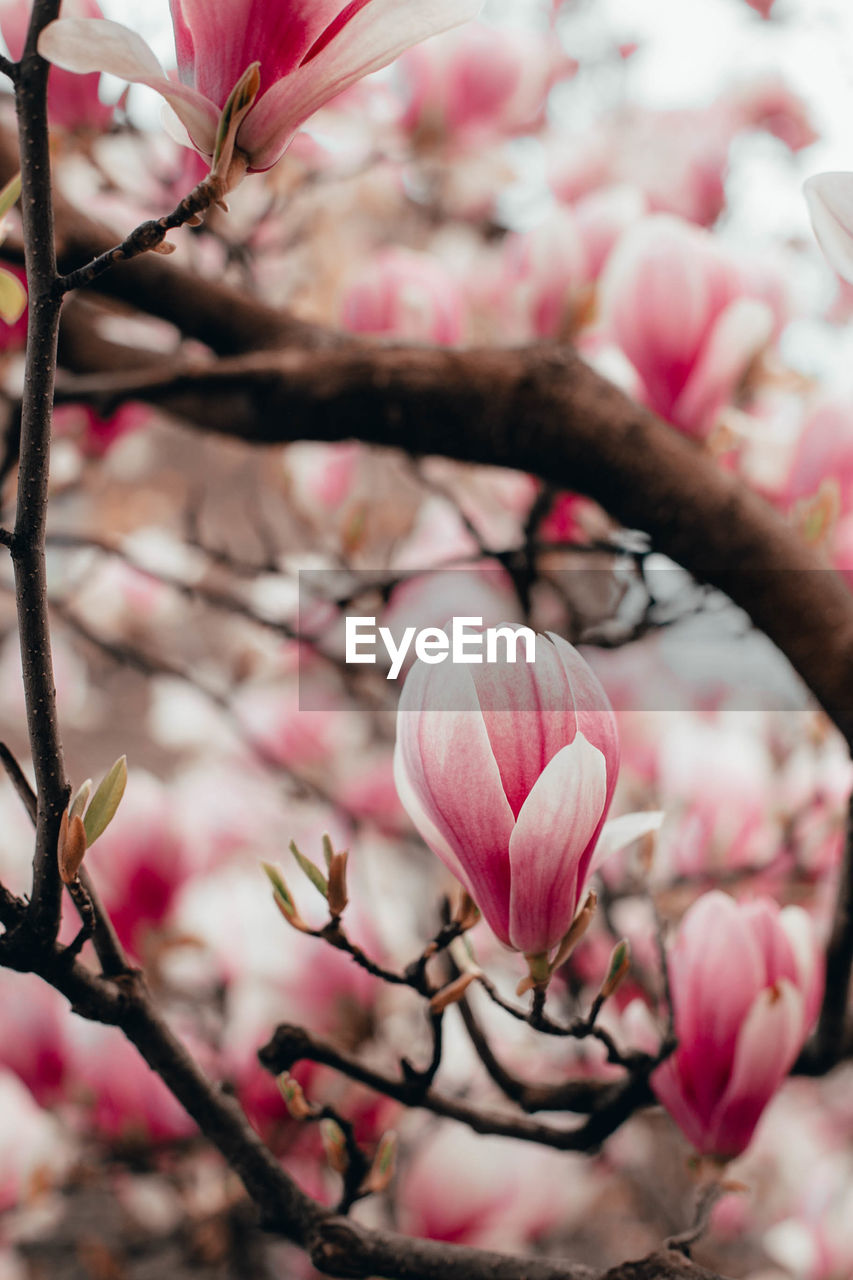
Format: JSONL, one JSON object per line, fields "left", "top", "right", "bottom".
{"left": 55, "top": 344, "right": 853, "bottom": 747}
{"left": 308, "top": 1222, "right": 728, "bottom": 1280}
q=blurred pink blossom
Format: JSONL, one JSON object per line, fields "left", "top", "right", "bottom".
{"left": 398, "top": 1127, "right": 581, "bottom": 1248}
{"left": 782, "top": 399, "right": 853, "bottom": 516}
{"left": 655, "top": 720, "right": 778, "bottom": 878}
{"left": 551, "top": 81, "right": 811, "bottom": 227}
{"left": 67, "top": 1020, "right": 197, "bottom": 1142}
{"left": 601, "top": 215, "right": 775, "bottom": 439}
{"left": 730, "top": 76, "right": 817, "bottom": 152}
{"left": 341, "top": 247, "right": 466, "bottom": 345}
{"left": 498, "top": 208, "right": 589, "bottom": 341}
{"left": 397, "top": 22, "right": 574, "bottom": 148}
{"left": 651, "top": 891, "right": 823, "bottom": 1159}
{"left": 0, "top": 0, "right": 113, "bottom": 134}
{"left": 0, "top": 975, "right": 68, "bottom": 1109}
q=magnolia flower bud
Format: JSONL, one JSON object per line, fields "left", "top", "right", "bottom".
{"left": 394, "top": 628, "right": 655, "bottom": 973}
{"left": 58, "top": 811, "right": 87, "bottom": 885}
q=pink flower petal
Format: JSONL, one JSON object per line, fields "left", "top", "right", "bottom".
{"left": 671, "top": 892, "right": 764, "bottom": 1119}
{"left": 169, "top": 0, "right": 366, "bottom": 106}
{"left": 392, "top": 740, "right": 469, "bottom": 891}
{"left": 395, "top": 660, "right": 515, "bottom": 944}
{"left": 238, "top": 0, "right": 483, "bottom": 171}
{"left": 673, "top": 296, "right": 773, "bottom": 437}
{"left": 470, "top": 633, "right": 580, "bottom": 818}
{"left": 38, "top": 18, "right": 219, "bottom": 154}
{"left": 778, "top": 905, "right": 825, "bottom": 1033}
{"left": 708, "top": 980, "right": 803, "bottom": 1158}
{"left": 651, "top": 1054, "right": 712, "bottom": 1154}
{"left": 507, "top": 732, "right": 607, "bottom": 955}
{"left": 588, "top": 809, "right": 663, "bottom": 875}
{"left": 739, "top": 899, "right": 798, "bottom": 989}
{"left": 547, "top": 633, "right": 619, "bottom": 880}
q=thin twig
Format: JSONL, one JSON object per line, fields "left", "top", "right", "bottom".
{"left": 0, "top": 739, "right": 37, "bottom": 822}
{"left": 55, "top": 173, "right": 238, "bottom": 296}
{"left": 259, "top": 1023, "right": 654, "bottom": 1153}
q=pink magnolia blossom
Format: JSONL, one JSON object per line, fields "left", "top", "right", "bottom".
{"left": 0, "top": 974, "right": 68, "bottom": 1109}
{"left": 550, "top": 80, "right": 809, "bottom": 229}
{"left": 398, "top": 1127, "right": 583, "bottom": 1249}
{"left": 394, "top": 628, "right": 658, "bottom": 963}
{"left": 67, "top": 1019, "right": 198, "bottom": 1142}
{"left": 39, "top": 0, "right": 482, "bottom": 178}
{"left": 778, "top": 397, "right": 853, "bottom": 577}
{"left": 1, "top": 0, "right": 113, "bottom": 134}
{"left": 655, "top": 720, "right": 779, "bottom": 878}
{"left": 572, "top": 185, "right": 648, "bottom": 281}
{"left": 600, "top": 215, "right": 775, "bottom": 440}
{"left": 782, "top": 398, "right": 853, "bottom": 517}
{"left": 651, "top": 891, "right": 823, "bottom": 1160}
{"left": 498, "top": 208, "right": 589, "bottom": 341}
{"left": 730, "top": 76, "right": 817, "bottom": 153}
{"left": 341, "top": 247, "right": 466, "bottom": 345}
{"left": 397, "top": 21, "right": 574, "bottom": 148}
{"left": 548, "top": 107, "right": 731, "bottom": 228}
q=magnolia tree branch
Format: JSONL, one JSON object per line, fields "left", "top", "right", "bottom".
{"left": 11, "top": 0, "right": 68, "bottom": 940}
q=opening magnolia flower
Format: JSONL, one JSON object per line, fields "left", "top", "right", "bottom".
{"left": 394, "top": 628, "right": 661, "bottom": 986}
{"left": 38, "top": 0, "right": 482, "bottom": 181}
{"left": 647, "top": 891, "right": 823, "bottom": 1160}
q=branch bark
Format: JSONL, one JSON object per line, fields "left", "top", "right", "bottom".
{"left": 11, "top": 0, "right": 68, "bottom": 940}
